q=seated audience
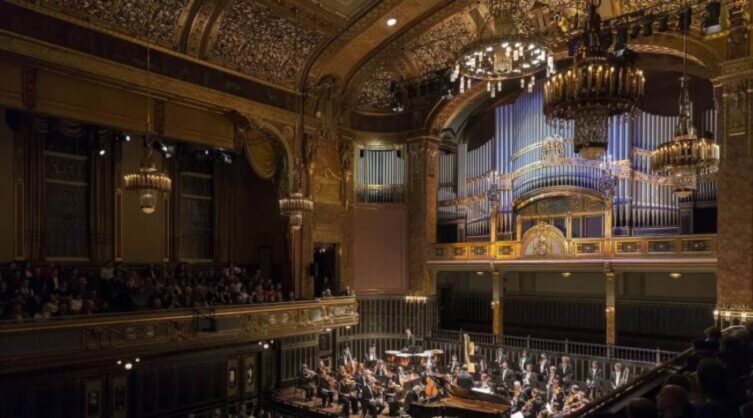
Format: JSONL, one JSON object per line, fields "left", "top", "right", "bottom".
{"left": 0, "top": 261, "right": 298, "bottom": 320}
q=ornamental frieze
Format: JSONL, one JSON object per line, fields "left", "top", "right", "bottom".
{"left": 83, "top": 319, "right": 196, "bottom": 351}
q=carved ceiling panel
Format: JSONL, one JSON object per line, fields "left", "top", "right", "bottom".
{"left": 34, "top": 0, "right": 189, "bottom": 47}
{"left": 210, "top": 0, "right": 328, "bottom": 87}
{"left": 354, "top": 63, "right": 396, "bottom": 111}
{"left": 407, "top": 14, "right": 475, "bottom": 76}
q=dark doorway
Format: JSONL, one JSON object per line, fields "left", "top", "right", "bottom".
{"left": 313, "top": 243, "right": 337, "bottom": 297}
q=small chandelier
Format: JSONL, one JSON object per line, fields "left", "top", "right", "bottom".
{"left": 450, "top": 0, "right": 554, "bottom": 98}
{"left": 279, "top": 192, "right": 314, "bottom": 231}
{"left": 543, "top": 1, "right": 644, "bottom": 160}
{"left": 123, "top": 138, "right": 172, "bottom": 214}
{"left": 650, "top": 31, "right": 719, "bottom": 198}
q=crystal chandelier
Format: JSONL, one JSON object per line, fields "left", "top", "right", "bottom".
{"left": 543, "top": 1, "right": 644, "bottom": 160}
{"left": 450, "top": 0, "right": 554, "bottom": 98}
{"left": 650, "top": 22, "right": 719, "bottom": 198}
{"left": 123, "top": 139, "right": 172, "bottom": 214}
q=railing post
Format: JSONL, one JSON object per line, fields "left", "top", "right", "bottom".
{"left": 526, "top": 335, "right": 531, "bottom": 349}
{"left": 656, "top": 347, "right": 661, "bottom": 365}
{"left": 565, "top": 339, "right": 569, "bottom": 354}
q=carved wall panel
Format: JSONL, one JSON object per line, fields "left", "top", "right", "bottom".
{"left": 210, "top": 0, "right": 328, "bottom": 87}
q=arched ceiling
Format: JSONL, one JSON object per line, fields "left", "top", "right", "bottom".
{"left": 8, "top": 0, "right": 731, "bottom": 119}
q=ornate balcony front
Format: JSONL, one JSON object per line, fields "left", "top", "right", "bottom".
{"left": 0, "top": 297, "right": 358, "bottom": 374}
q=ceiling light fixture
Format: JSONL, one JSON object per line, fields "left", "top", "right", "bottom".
{"left": 450, "top": 0, "right": 553, "bottom": 98}
{"left": 544, "top": 1, "right": 644, "bottom": 160}
{"left": 651, "top": 3, "right": 719, "bottom": 198}
{"left": 387, "top": 18, "right": 397, "bottom": 27}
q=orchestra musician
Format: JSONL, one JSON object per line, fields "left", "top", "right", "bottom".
{"left": 564, "top": 384, "right": 588, "bottom": 412}
{"left": 362, "top": 376, "right": 385, "bottom": 417}
{"left": 476, "top": 372, "right": 494, "bottom": 392}
{"left": 521, "top": 387, "right": 544, "bottom": 418}
{"left": 494, "top": 347, "right": 507, "bottom": 369}
{"left": 316, "top": 364, "right": 335, "bottom": 407}
{"left": 403, "top": 385, "right": 424, "bottom": 415}
{"left": 538, "top": 353, "right": 551, "bottom": 380}
{"left": 518, "top": 350, "right": 532, "bottom": 372}
{"left": 545, "top": 365, "right": 559, "bottom": 389}
{"left": 403, "top": 328, "right": 416, "bottom": 349}
{"left": 383, "top": 376, "right": 404, "bottom": 416}
{"left": 521, "top": 363, "right": 538, "bottom": 388}
{"left": 297, "top": 364, "right": 316, "bottom": 401}
{"left": 456, "top": 364, "right": 475, "bottom": 390}
{"left": 558, "top": 355, "right": 574, "bottom": 385}
{"left": 338, "top": 347, "right": 356, "bottom": 374}
{"left": 365, "top": 345, "right": 378, "bottom": 364}
{"left": 510, "top": 381, "right": 524, "bottom": 411}
{"left": 499, "top": 360, "right": 515, "bottom": 389}
{"left": 546, "top": 378, "right": 565, "bottom": 409}
{"left": 336, "top": 367, "right": 360, "bottom": 415}
{"left": 586, "top": 360, "right": 603, "bottom": 399}
{"left": 610, "top": 362, "right": 630, "bottom": 389}
{"left": 447, "top": 353, "right": 461, "bottom": 374}
{"left": 477, "top": 358, "right": 490, "bottom": 375}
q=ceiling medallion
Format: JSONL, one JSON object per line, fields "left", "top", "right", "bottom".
{"left": 543, "top": 1, "right": 644, "bottom": 160}
{"left": 450, "top": 0, "right": 555, "bottom": 98}
{"left": 650, "top": 25, "right": 719, "bottom": 198}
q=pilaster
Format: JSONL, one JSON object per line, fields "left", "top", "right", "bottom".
{"left": 407, "top": 137, "right": 439, "bottom": 295}
{"left": 492, "top": 270, "right": 504, "bottom": 336}
{"left": 605, "top": 269, "right": 616, "bottom": 346}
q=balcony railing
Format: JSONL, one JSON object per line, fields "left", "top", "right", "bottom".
{"left": 0, "top": 297, "right": 358, "bottom": 373}
{"left": 429, "top": 234, "right": 716, "bottom": 261}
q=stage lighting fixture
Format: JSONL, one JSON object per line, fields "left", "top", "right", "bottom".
{"left": 678, "top": 5, "right": 692, "bottom": 31}
{"left": 657, "top": 15, "right": 669, "bottom": 32}
{"left": 629, "top": 23, "right": 641, "bottom": 39}
{"left": 614, "top": 26, "right": 629, "bottom": 53}
{"left": 704, "top": 1, "right": 721, "bottom": 34}
{"left": 642, "top": 15, "right": 655, "bottom": 37}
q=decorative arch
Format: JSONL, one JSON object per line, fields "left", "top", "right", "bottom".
{"left": 520, "top": 221, "right": 569, "bottom": 258}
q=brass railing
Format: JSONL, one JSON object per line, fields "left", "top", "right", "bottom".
{"left": 429, "top": 234, "right": 716, "bottom": 261}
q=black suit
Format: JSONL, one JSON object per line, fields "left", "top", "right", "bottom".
{"left": 500, "top": 368, "right": 515, "bottom": 388}
{"left": 558, "top": 364, "right": 573, "bottom": 385}
{"left": 404, "top": 390, "right": 422, "bottom": 414}
{"left": 521, "top": 371, "right": 538, "bottom": 388}
{"left": 456, "top": 371, "right": 475, "bottom": 390}
{"left": 361, "top": 384, "right": 384, "bottom": 417}
{"left": 587, "top": 368, "right": 603, "bottom": 397}
{"left": 404, "top": 333, "right": 416, "bottom": 348}
{"left": 337, "top": 380, "right": 359, "bottom": 414}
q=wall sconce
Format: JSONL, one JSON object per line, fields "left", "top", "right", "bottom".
{"left": 561, "top": 272, "right": 572, "bottom": 278}
{"left": 669, "top": 272, "right": 682, "bottom": 280}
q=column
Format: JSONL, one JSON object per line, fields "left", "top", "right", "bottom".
{"left": 407, "top": 137, "right": 439, "bottom": 295}
{"left": 605, "top": 269, "right": 616, "bottom": 346}
{"left": 713, "top": 2, "right": 753, "bottom": 314}
{"left": 492, "top": 270, "right": 504, "bottom": 336}
{"left": 715, "top": 57, "right": 753, "bottom": 310}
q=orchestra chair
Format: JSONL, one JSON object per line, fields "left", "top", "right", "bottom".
{"left": 294, "top": 376, "right": 310, "bottom": 401}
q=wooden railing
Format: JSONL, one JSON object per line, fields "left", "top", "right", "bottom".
{"left": 429, "top": 234, "right": 716, "bottom": 261}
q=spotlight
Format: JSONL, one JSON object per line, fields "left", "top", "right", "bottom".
{"left": 669, "top": 272, "right": 682, "bottom": 280}
{"left": 657, "top": 15, "right": 669, "bottom": 32}
{"left": 204, "top": 149, "right": 210, "bottom": 156}
{"left": 678, "top": 5, "right": 692, "bottom": 32}
{"left": 386, "top": 18, "right": 397, "bottom": 27}
{"left": 125, "top": 134, "right": 131, "bottom": 142}
{"left": 263, "top": 343, "right": 270, "bottom": 350}
{"left": 116, "top": 360, "right": 122, "bottom": 365}
{"left": 98, "top": 148, "right": 106, "bottom": 157}
{"left": 614, "top": 26, "right": 629, "bottom": 54}
{"left": 642, "top": 15, "right": 655, "bottom": 37}
{"left": 704, "top": 0, "right": 721, "bottom": 34}
{"left": 135, "top": 357, "right": 140, "bottom": 363}
{"left": 561, "top": 272, "right": 572, "bottom": 279}
{"left": 629, "top": 24, "right": 641, "bottom": 39}
{"left": 258, "top": 341, "right": 263, "bottom": 346}
{"left": 124, "top": 362, "right": 133, "bottom": 370}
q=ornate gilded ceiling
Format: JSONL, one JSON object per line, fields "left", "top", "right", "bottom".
{"left": 210, "top": 0, "right": 328, "bottom": 86}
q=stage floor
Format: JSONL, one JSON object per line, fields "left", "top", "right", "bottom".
{"left": 276, "top": 386, "right": 399, "bottom": 417}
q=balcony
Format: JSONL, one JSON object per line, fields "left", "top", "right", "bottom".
{"left": 429, "top": 234, "right": 716, "bottom": 266}
{"left": 0, "top": 297, "right": 358, "bottom": 374}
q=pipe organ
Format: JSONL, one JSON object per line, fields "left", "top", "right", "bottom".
{"left": 355, "top": 145, "right": 406, "bottom": 203}
{"left": 438, "top": 84, "right": 718, "bottom": 241}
